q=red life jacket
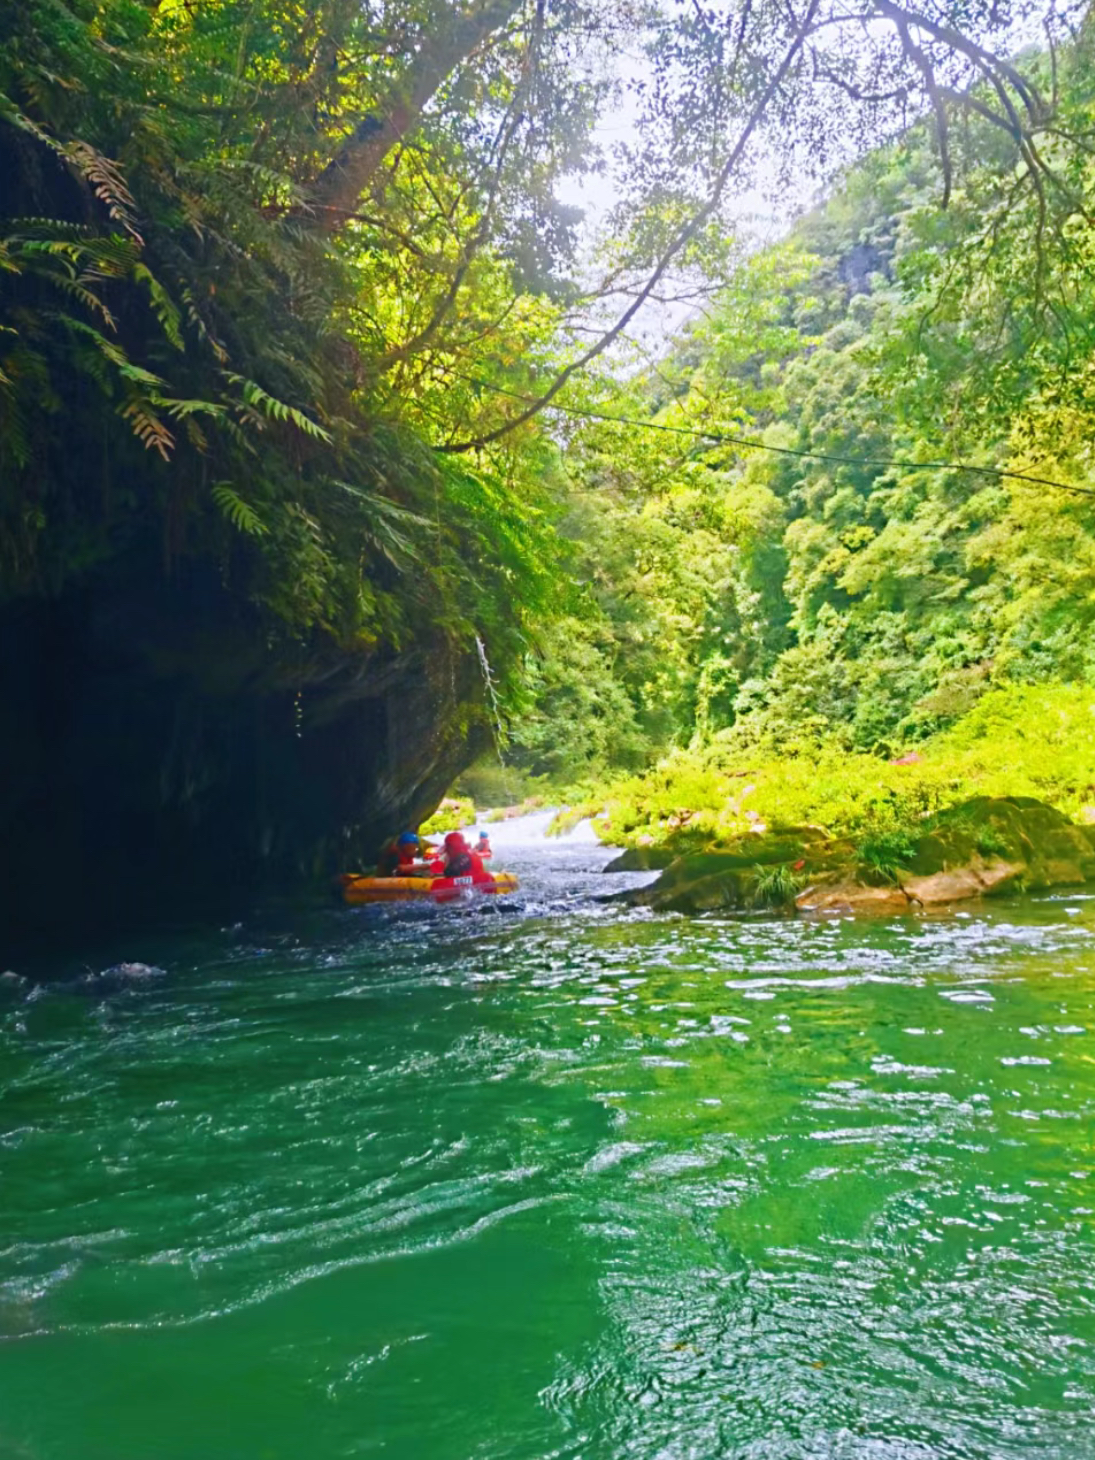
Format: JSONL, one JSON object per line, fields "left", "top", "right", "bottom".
{"left": 431, "top": 850, "right": 491, "bottom": 883}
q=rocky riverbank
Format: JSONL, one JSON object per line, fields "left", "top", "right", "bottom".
{"left": 611, "top": 797, "right": 1095, "bottom": 915}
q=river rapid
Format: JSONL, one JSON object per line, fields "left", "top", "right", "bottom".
{"left": 2, "top": 814, "right": 1094, "bottom": 1459}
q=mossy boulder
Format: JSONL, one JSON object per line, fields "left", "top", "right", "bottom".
{"left": 622, "top": 832, "right": 844, "bottom": 915}
{"left": 905, "top": 797, "right": 1095, "bottom": 892}
{"left": 602, "top": 846, "right": 679, "bottom": 872}
{"left": 607, "top": 826, "right": 834, "bottom": 885}
{"left": 621, "top": 797, "right": 1095, "bottom": 916}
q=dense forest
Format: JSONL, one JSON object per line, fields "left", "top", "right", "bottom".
{"left": 507, "top": 43, "right": 1095, "bottom": 789}
{"left": 2, "top": 0, "right": 1093, "bottom": 932}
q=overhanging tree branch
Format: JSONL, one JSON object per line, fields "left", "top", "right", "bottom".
{"left": 374, "top": 3, "right": 545, "bottom": 369}
{"left": 307, "top": 0, "right": 523, "bottom": 228}
{"left": 437, "top": 0, "right": 823, "bottom": 453}
{"left": 871, "top": 0, "right": 1047, "bottom": 122}
{"left": 894, "top": 17, "right": 953, "bottom": 205}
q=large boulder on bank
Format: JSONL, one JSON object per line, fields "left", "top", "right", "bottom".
{"left": 621, "top": 797, "right": 1095, "bottom": 916}
{"left": 904, "top": 796, "right": 1095, "bottom": 892}
{"left": 601, "top": 846, "right": 679, "bottom": 872}
{"left": 606, "top": 827, "right": 834, "bottom": 881}
{"left": 794, "top": 882, "right": 913, "bottom": 915}
{"left": 620, "top": 828, "right": 852, "bottom": 914}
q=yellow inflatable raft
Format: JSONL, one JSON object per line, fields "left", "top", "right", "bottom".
{"left": 340, "top": 871, "right": 520, "bottom": 905}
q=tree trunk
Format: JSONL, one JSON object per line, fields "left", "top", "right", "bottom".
{"left": 309, "top": 0, "right": 522, "bottom": 228}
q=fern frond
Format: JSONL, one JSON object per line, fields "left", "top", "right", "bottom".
{"left": 120, "top": 397, "right": 174, "bottom": 460}
{"left": 0, "top": 94, "right": 68, "bottom": 159}
{"left": 0, "top": 395, "right": 31, "bottom": 468}
{"left": 333, "top": 480, "right": 429, "bottom": 530}
{"left": 218, "top": 416, "right": 259, "bottom": 456}
{"left": 117, "top": 359, "right": 168, "bottom": 389}
{"left": 70, "top": 341, "right": 114, "bottom": 390}
{"left": 155, "top": 396, "right": 225, "bottom": 421}
{"left": 50, "top": 311, "right": 128, "bottom": 360}
{"left": 211, "top": 483, "right": 268, "bottom": 536}
{"left": 53, "top": 317, "right": 168, "bottom": 393}
{"left": 64, "top": 141, "right": 142, "bottom": 242}
{"left": 223, "top": 372, "right": 332, "bottom": 442}
{"left": 1, "top": 217, "right": 96, "bottom": 241}
{"left": 0, "top": 96, "right": 141, "bottom": 243}
{"left": 211, "top": 159, "right": 305, "bottom": 210}
{"left": 179, "top": 283, "right": 229, "bottom": 363}
{"left": 325, "top": 482, "right": 428, "bottom": 568}
{"left": 40, "top": 271, "right": 117, "bottom": 328}
{"left": 133, "top": 264, "right": 184, "bottom": 349}
{"left": 79, "top": 233, "right": 143, "bottom": 277}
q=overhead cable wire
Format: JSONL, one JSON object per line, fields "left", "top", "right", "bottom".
{"left": 436, "top": 367, "right": 1095, "bottom": 498}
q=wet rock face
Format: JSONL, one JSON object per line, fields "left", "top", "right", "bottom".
{"left": 796, "top": 882, "right": 914, "bottom": 915}
{"left": 620, "top": 798, "right": 1095, "bottom": 917}
{"left": 0, "top": 562, "right": 491, "bottom": 942}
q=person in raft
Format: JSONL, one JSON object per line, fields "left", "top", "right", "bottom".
{"left": 475, "top": 830, "right": 493, "bottom": 860}
{"left": 430, "top": 831, "right": 493, "bottom": 883}
{"left": 377, "top": 831, "right": 432, "bottom": 877}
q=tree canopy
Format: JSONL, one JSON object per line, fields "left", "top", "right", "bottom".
{"left": 1, "top": 0, "right": 1092, "bottom": 751}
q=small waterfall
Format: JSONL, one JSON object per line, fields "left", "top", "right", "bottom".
{"left": 474, "top": 634, "right": 518, "bottom": 805}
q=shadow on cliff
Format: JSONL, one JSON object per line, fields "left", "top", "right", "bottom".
{"left": 0, "top": 552, "right": 492, "bottom": 949}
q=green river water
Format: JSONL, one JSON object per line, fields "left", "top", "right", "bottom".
{"left": 2, "top": 820, "right": 1094, "bottom": 1459}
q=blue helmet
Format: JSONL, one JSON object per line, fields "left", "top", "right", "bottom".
{"left": 398, "top": 831, "right": 419, "bottom": 845}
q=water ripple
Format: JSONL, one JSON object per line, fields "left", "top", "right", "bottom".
{"left": 1, "top": 834, "right": 1094, "bottom": 1457}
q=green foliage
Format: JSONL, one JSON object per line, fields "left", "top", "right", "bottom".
{"left": 926, "top": 684, "right": 1095, "bottom": 811}
{"left": 211, "top": 485, "right": 269, "bottom": 538}
{"left": 578, "top": 684, "right": 1095, "bottom": 854}
{"left": 750, "top": 863, "right": 804, "bottom": 908}
{"left": 2, "top": 0, "right": 1093, "bottom": 810}
{"left": 855, "top": 830, "right": 916, "bottom": 885}
{"left": 486, "top": 795, "right": 548, "bottom": 824}
{"left": 453, "top": 759, "right": 529, "bottom": 809}
{"left": 0, "top": 0, "right": 601, "bottom": 712}
{"left": 514, "top": 34, "right": 1095, "bottom": 786}
{"left": 420, "top": 798, "right": 475, "bottom": 836}
{"left": 974, "top": 825, "right": 1011, "bottom": 859}
{"left": 506, "top": 615, "right": 652, "bottom": 786}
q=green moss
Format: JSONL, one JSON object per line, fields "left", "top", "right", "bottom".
{"left": 623, "top": 794, "right": 1095, "bottom": 918}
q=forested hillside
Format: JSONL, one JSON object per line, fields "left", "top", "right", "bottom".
{"left": 508, "top": 31, "right": 1095, "bottom": 787}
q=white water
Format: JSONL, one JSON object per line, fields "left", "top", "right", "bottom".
{"left": 447, "top": 809, "right": 656, "bottom": 917}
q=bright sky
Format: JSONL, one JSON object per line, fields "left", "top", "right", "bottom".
{"left": 556, "top": 94, "right": 820, "bottom": 349}
{"left": 554, "top": 1, "right": 1060, "bottom": 350}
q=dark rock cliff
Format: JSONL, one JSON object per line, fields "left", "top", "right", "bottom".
{"left": 0, "top": 556, "right": 491, "bottom": 945}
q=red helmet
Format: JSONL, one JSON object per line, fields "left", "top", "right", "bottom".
{"left": 444, "top": 831, "right": 468, "bottom": 853}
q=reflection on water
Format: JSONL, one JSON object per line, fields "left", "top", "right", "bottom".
{"left": 1, "top": 825, "right": 1094, "bottom": 1459}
